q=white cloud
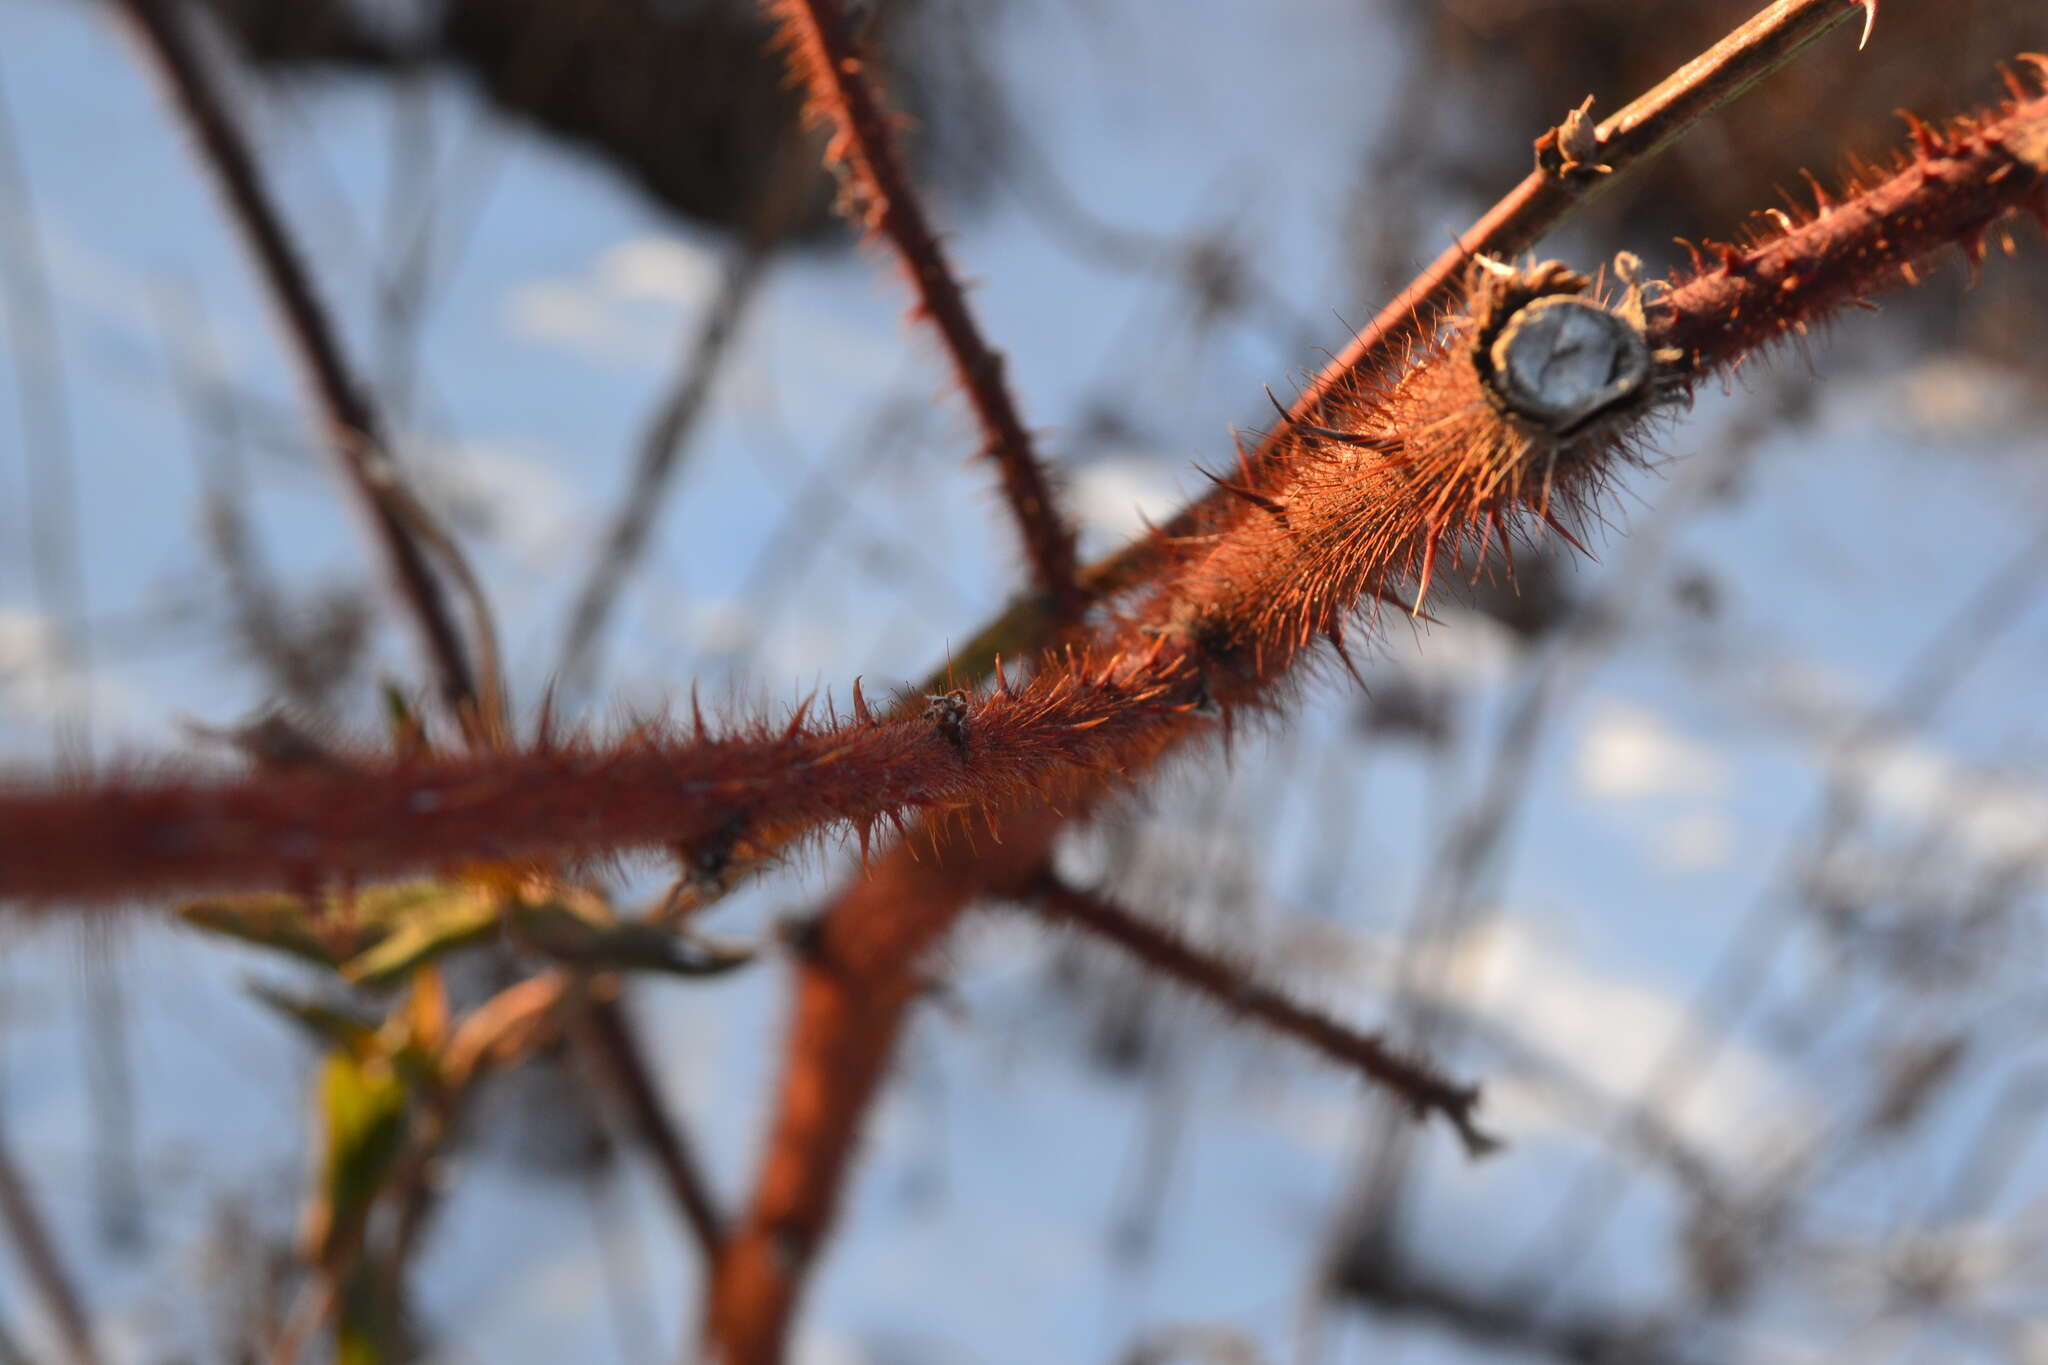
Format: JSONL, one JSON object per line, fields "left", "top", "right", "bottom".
{"left": 0, "top": 607, "right": 142, "bottom": 729}
{"left": 596, "top": 236, "right": 721, "bottom": 307}
{"left": 503, "top": 278, "right": 671, "bottom": 369}
{"left": 1575, "top": 701, "right": 1729, "bottom": 802}
{"left": 413, "top": 439, "right": 587, "bottom": 571}
{"left": 680, "top": 596, "right": 758, "bottom": 658}
{"left": 1443, "top": 921, "right": 1805, "bottom": 1161}
{"left": 1890, "top": 357, "right": 2030, "bottom": 442}
{"left": 791, "top": 1329, "right": 876, "bottom": 1365}
{"left": 1068, "top": 456, "right": 1184, "bottom": 545}
{"left": 1837, "top": 735, "right": 2048, "bottom": 867}
{"left": 1390, "top": 607, "right": 1520, "bottom": 692}
{"left": 502, "top": 233, "right": 723, "bottom": 369}
{"left": 1654, "top": 810, "right": 1736, "bottom": 872}
{"left": 1742, "top": 650, "right": 2048, "bottom": 867}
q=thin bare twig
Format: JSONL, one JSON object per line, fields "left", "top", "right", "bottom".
{"left": 553, "top": 246, "right": 773, "bottom": 706}
{"left": 553, "top": 114, "right": 820, "bottom": 706}
{"left": 1022, "top": 872, "right": 1493, "bottom": 1154}
{"left": 568, "top": 992, "right": 726, "bottom": 1263}
{"left": 110, "top": 0, "right": 493, "bottom": 726}
{"left": 0, "top": 68, "right": 93, "bottom": 765}
{"left": 0, "top": 1120, "right": 101, "bottom": 1365}
{"left": 763, "top": 0, "right": 1085, "bottom": 621}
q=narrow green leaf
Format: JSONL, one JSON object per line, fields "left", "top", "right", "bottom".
{"left": 309, "top": 1049, "right": 408, "bottom": 1264}
{"left": 515, "top": 900, "right": 756, "bottom": 977}
{"left": 339, "top": 886, "right": 500, "bottom": 990}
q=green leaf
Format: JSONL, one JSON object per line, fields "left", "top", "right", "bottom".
{"left": 180, "top": 880, "right": 490, "bottom": 979}
{"left": 246, "top": 982, "right": 382, "bottom": 1052}
{"left": 339, "top": 886, "right": 500, "bottom": 990}
{"left": 308, "top": 1049, "right": 408, "bottom": 1264}
{"left": 514, "top": 900, "right": 756, "bottom": 977}
{"left": 178, "top": 894, "right": 341, "bottom": 967}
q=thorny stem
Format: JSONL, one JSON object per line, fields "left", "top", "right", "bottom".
{"left": 5, "top": 89, "right": 2046, "bottom": 905}
{"left": 632, "top": 0, "right": 1874, "bottom": 924}
{"left": 0, "top": 656, "right": 1202, "bottom": 904}
{"left": 111, "top": 0, "right": 495, "bottom": 730}
{"left": 1022, "top": 872, "right": 1495, "bottom": 1154}
{"left": 1651, "top": 89, "right": 2048, "bottom": 372}
{"left": 940, "top": 0, "right": 1880, "bottom": 684}
{"left": 1289, "top": 0, "right": 1878, "bottom": 421}
{"left": 705, "top": 806, "right": 1070, "bottom": 1364}
{"left": 701, "top": 78, "right": 2048, "bottom": 1363}
{"left": 762, "top": 0, "right": 1086, "bottom": 622}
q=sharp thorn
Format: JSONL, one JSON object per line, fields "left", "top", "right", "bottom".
{"left": 1540, "top": 511, "right": 1595, "bottom": 561}
{"left": 1412, "top": 531, "right": 1439, "bottom": 618}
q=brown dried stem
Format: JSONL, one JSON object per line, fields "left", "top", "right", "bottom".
{"left": 762, "top": 0, "right": 1084, "bottom": 621}
{"left": 1022, "top": 872, "right": 1494, "bottom": 1154}
{"left": 110, "top": 0, "right": 494, "bottom": 727}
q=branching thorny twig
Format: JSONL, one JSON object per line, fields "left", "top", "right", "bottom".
{"left": 701, "top": 75, "right": 2048, "bottom": 1364}
{"left": 13, "top": 85, "right": 2044, "bottom": 910}
{"left": 1021, "top": 871, "right": 1495, "bottom": 1154}
{"left": 764, "top": 0, "right": 1086, "bottom": 621}
{"left": 6, "top": 7, "right": 2046, "bottom": 1364}
{"left": 606, "top": 3, "right": 1889, "bottom": 924}
{"left": 944, "top": 0, "right": 1882, "bottom": 679}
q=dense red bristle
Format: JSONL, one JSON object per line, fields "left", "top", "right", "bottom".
{"left": 4, "top": 75, "right": 2045, "bottom": 932}
{"left": 1656, "top": 89, "right": 2048, "bottom": 378}
{"left": 1800, "top": 168, "right": 1836, "bottom": 213}
{"left": 1901, "top": 109, "right": 1945, "bottom": 160}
